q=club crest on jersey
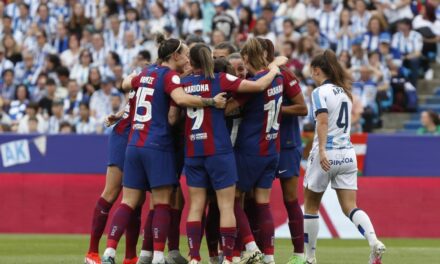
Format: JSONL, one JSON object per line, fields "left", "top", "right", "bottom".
{"left": 184, "top": 84, "right": 210, "bottom": 94}
{"left": 140, "top": 76, "right": 155, "bottom": 85}
{"left": 267, "top": 84, "right": 283, "bottom": 97}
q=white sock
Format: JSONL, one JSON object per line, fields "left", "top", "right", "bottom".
{"left": 232, "top": 256, "right": 241, "bottom": 263}
{"left": 103, "top": 247, "right": 116, "bottom": 258}
{"left": 263, "top": 254, "right": 274, "bottom": 263}
{"left": 293, "top": 252, "right": 304, "bottom": 258}
{"left": 152, "top": 251, "right": 164, "bottom": 263}
{"left": 304, "top": 214, "right": 319, "bottom": 260}
{"left": 245, "top": 241, "right": 258, "bottom": 252}
{"left": 140, "top": 250, "right": 153, "bottom": 257}
{"left": 349, "top": 208, "right": 378, "bottom": 247}
{"left": 168, "top": 250, "right": 180, "bottom": 257}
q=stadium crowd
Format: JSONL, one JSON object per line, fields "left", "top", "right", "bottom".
{"left": 0, "top": 0, "right": 439, "bottom": 134}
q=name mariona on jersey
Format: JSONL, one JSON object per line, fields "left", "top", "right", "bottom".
{"left": 184, "top": 84, "right": 210, "bottom": 94}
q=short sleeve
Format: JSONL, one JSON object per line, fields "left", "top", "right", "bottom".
{"left": 164, "top": 71, "right": 182, "bottom": 95}
{"left": 219, "top": 73, "right": 243, "bottom": 92}
{"left": 312, "top": 88, "right": 328, "bottom": 118}
{"left": 131, "top": 74, "right": 142, "bottom": 89}
{"left": 282, "top": 70, "right": 302, "bottom": 99}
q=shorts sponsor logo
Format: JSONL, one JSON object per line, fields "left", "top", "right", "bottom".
{"left": 278, "top": 170, "right": 287, "bottom": 174}
{"left": 329, "top": 158, "right": 354, "bottom": 166}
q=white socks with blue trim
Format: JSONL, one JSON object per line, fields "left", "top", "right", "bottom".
{"left": 304, "top": 214, "right": 319, "bottom": 260}
{"left": 349, "top": 208, "right": 378, "bottom": 248}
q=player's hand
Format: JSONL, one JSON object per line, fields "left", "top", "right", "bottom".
{"left": 271, "top": 56, "right": 288, "bottom": 67}
{"left": 268, "top": 64, "right": 281, "bottom": 74}
{"left": 104, "top": 114, "right": 121, "bottom": 127}
{"left": 213, "top": 92, "right": 227, "bottom": 109}
{"left": 319, "top": 150, "right": 331, "bottom": 172}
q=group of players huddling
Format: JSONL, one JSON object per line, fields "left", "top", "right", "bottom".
{"left": 84, "top": 35, "right": 386, "bottom": 264}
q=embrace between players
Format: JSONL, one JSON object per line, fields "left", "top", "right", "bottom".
{"left": 84, "top": 35, "right": 386, "bottom": 264}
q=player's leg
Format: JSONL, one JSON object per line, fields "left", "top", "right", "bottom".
{"left": 278, "top": 148, "right": 304, "bottom": 263}
{"left": 254, "top": 187, "right": 275, "bottom": 264}
{"left": 124, "top": 193, "right": 145, "bottom": 264}
{"left": 166, "top": 187, "right": 188, "bottom": 264}
{"left": 138, "top": 196, "right": 154, "bottom": 264}
{"left": 243, "top": 191, "right": 259, "bottom": 247}
{"left": 205, "top": 196, "right": 221, "bottom": 263}
{"left": 187, "top": 186, "right": 207, "bottom": 263}
{"left": 86, "top": 166, "right": 122, "bottom": 263}
{"left": 336, "top": 189, "right": 385, "bottom": 264}
{"left": 102, "top": 187, "right": 144, "bottom": 263}
{"left": 303, "top": 188, "right": 324, "bottom": 264}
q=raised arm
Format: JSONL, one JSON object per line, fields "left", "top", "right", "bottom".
{"left": 122, "top": 72, "right": 138, "bottom": 91}
{"left": 236, "top": 67, "right": 279, "bottom": 93}
{"left": 170, "top": 88, "right": 227, "bottom": 108}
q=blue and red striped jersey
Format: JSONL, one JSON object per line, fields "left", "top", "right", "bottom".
{"left": 235, "top": 70, "right": 284, "bottom": 156}
{"left": 113, "top": 89, "right": 136, "bottom": 136}
{"left": 279, "top": 69, "right": 302, "bottom": 149}
{"left": 128, "top": 65, "right": 181, "bottom": 150}
{"left": 181, "top": 72, "right": 242, "bottom": 157}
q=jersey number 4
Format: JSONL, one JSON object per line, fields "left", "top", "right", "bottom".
{"left": 134, "top": 87, "right": 154, "bottom": 122}
{"left": 264, "top": 98, "right": 282, "bottom": 133}
{"left": 337, "top": 102, "right": 349, "bottom": 133}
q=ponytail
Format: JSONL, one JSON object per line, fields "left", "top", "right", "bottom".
{"left": 190, "top": 43, "right": 215, "bottom": 78}
{"left": 156, "top": 33, "right": 183, "bottom": 61}
{"left": 240, "top": 38, "right": 268, "bottom": 71}
{"left": 311, "top": 49, "right": 353, "bottom": 101}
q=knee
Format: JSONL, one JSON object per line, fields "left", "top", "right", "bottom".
{"left": 101, "top": 186, "right": 122, "bottom": 203}
{"left": 282, "top": 188, "right": 297, "bottom": 202}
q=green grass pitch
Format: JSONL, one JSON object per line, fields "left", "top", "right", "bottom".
{"left": 0, "top": 235, "right": 439, "bottom": 264}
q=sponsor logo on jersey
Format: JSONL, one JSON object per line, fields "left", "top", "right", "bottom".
{"left": 329, "top": 157, "right": 354, "bottom": 166}
{"left": 265, "top": 132, "right": 278, "bottom": 140}
{"left": 184, "top": 84, "right": 210, "bottom": 94}
{"left": 140, "top": 76, "right": 155, "bottom": 85}
{"left": 189, "top": 132, "right": 208, "bottom": 141}
{"left": 267, "top": 84, "right": 283, "bottom": 97}
{"left": 133, "top": 123, "right": 145, "bottom": 130}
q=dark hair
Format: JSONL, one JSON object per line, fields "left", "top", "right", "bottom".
{"left": 283, "top": 18, "right": 294, "bottom": 27}
{"left": 80, "top": 49, "right": 93, "bottom": 63}
{"left": 307, "top": 19, "right": 319, "bottom": 27}
{"left": 253, "top": 18, "right": 269, "bottom": 35}
{"left": 37, "top": 3, "right": 48, "bottom": 12}
{"left": 126, "top": 7, "right": 139, "bottom": 20}
{"left": 240, "top": 38, "right": 268, "bottom": 70}
{"left": 425, "top": 110, "right": 440, "bottom": 126}
{"left": 398, "top": 18, "right": 412, "bottom": 27}
{"left": 56, "top": 66, "right": 70, "bottom": 77}
{"left": 46, "top": 78, "right": 57, "bottom": 86}
{"left": 19, "top": 3, "right": 30, "bottom": 10}
{"left": 2, "top": 69, "right": 14, "bottom": 77}
{"left": 156, "top": 34, "right": 184, "bottom": 61}
{"left": 189, "top": 1, "right": 203, "bottom": 19}
{"left": 108, "top": 51, "right": 121, "bottom": 65}
{"left": 425, "top": 3, "right": 436, "bottom": 23}
{"left": 79, "top": 102, "right": 89, "bottom": 109}
{"left": 214, "top": 42, "right": 236, "bottom": 55}
{"left": 240, "top": 6, "right": 254, "bottom": 26}
{"left": 59, "top": 121, "right": 75, "bottom": 132}
{"left": 15, "top": 84, "right": 30, "bottom": 100}
{"left": 311, "top": 49, "right": 352, "bottom": 100}
{"left": 190, "top": 44, "right": 214, "bottom": 78}
{"left": 214, "top": 58, "right": 235, "bottom": 75}
{"left": 3, "top": 15, "right": 12, "bottom": 21}
{"left": 27, "top": 102, "right": 39, "bottom": 112}
{"left": 46, "top": 54, "right": 61, "bottom": 69}
{"left": 186, "top": 34, "right": 205, "bottom": 46}
{"left": 138, "top": 50, "right": 151, "bottom": 61}
{"left": 28, "top": 116, "right": 38, "bottom": 123}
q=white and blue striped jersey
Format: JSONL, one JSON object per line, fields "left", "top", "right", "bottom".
{"left": 318, "top": 10, "right": 339, "bottom": 43}
{"left": 311, "top": 82, "right": 353, "bottom": 151}
{"left": 391, "top": 30, "right": 423, "bottom": 55}
{"left": 351, "top": 12, "right": 371, "bottom": 37}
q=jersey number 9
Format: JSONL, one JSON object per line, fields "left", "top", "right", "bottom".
{"left": 134, "top": 87, "right": 154, "bottom": 122}
{"left": 187, "top": 107, "right": 204, "bottom": 130}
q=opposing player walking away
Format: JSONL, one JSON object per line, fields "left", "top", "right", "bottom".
{"left": 303, "top": 50, "right": 385, "bottom": 264}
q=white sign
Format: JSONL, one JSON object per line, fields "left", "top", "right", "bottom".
{"left": 1, "top": 139, "right": 31, "bottom": 168}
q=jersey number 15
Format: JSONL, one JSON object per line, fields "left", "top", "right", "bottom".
{"left": 134, "top": 87, "right": 154, "bottom": 122}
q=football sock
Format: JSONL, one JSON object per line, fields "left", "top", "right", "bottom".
{"left": 141, "top": 209, "right": 154, "bottom": 254}
{"left": 233, "top": 226, "right": 243, "bottom": 257}
{"left": 88, "top": 197, "right": 112, "bottom": 253}
{"left": 349, "top": 208, "right": 378, "bottom": 247}
{"left": 220, "top": 227, "right": 237, "bottom": 262}
{"left": 244, "top": 197, "right": 259, "bottom": 245}
{"left": 284, "top": 199, "right": 304, "bottom": 254}
{"left": 234, "top": 198, "right": 256, "bottom": 251}
{"left": 106, "top": 203, "right": 133, "bottom": 250}
{"left": 125, "top": 206, "right": 141, "bottom": 259}
{"left": 187, "top": 221, "right": 202, "bottom": 261}
{"left": 256, "top": 203, "right": 274, "bottom": 256}
{"left": 168, "top": 208, "right": 182, "bottom": 251}
{"left": 152, "top": 204, "right": 171, "bottom": 263}
{"left": 206, "top": 202, "right": 221, "bottom": 257}
{"left": 304, "top": 214, "right": 319, "bottom": 260}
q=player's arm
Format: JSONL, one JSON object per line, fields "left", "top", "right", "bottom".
{"left": 170, "top": 88, "right": 227, "bottom": 109}
{"left": 236, "top": 66, "right": 280, "bottom": 92}
{"left": 225, "top": 99, "right": 241, "bottom": 116}
{"left": 122, "top": 72, "right": 139, "bottom": 91}
{"left": 104, "top": 104, "right": 126, "bottom": 127}
{"left": 316, "top": 112, "right": 330, "bottom": 172}
{"left": 168, "top": 105, "right": 181, "bottom": 126}
{"left": 282, "top": 93, "right": 308, "bottom": 116}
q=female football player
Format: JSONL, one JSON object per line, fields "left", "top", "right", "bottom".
{"left": 303, "top": 50, "right": 385, "bottom": 264}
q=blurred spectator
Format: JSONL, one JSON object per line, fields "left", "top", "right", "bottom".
{"left": 318, "top": 0, "right": 339, "bottom": 49}
{"left": 120, "top": 8, "right": 142, "bottom": 40}
{"left": 35, "top": 4, "right": 57, "bottom": 39}
{"left": 91, "top": 33, "right": 107, "bottom": 67}
{"left": 250, "top": 18, "right": 276, "bottom": 45}
{"left": 60, "top": 34, "right": 81, "bottom": 69}
{"left": 64, "top": 79, "right": 83, "bottom": 119}
{"left": 75, "top": 102, "right": 97, "bottom": 134}
{"left": 305, "top": 19, "right": 330, "bottom": 50}
{"left": 47, "top": 100, "right": 68, "bottom": 134}
{"left": 15, "top": 51, "right": 42, "bottom": 88}
{"left": 351, "top": 94, "right": 364, "bottom": 133}
{"left": 236, "top": 6, "right": 255, "bottom": 46}
{"left": 336, "top": 9, "right": 354, "bottom": 56}
{"left": 1, "top": 15, "right": 24, "bottom": 43}
{"left": 297, "top": 36, "right": 320, "bottom": 67}
{"left": 212, "top": 0, "right": 236, "bottom": 40}
{"left": 0, "top": 97, "right": 11, "bottom": 127}
{"left": 281, "top": 40, "right": 303, "bottom": 73}
{"left": 53, "top": 24, "right": 70, "bottom": 54}
{"left": 211, "top": 29, "right": 227, "bottom": 48}
{"left": 9, "top": 84, "right": 30, "bottom": 122}
{"left": 0, "top": 69, "right": 15, "bottom": 103}
{"left": 353, "top": 65, "right": 379, "bottom": 132}
{"left": 70, "top": 49, "right": 93, "bottom": 86}
{"left": 67, "top": 3, "right": 91, "bottom": 37}
{"left": 14, "top": 3, "right": 32, "bottom": 36}
{"left": 118, "top": 31, "right": 141, "bottom": 74}
{"left": 2, "top": 34, "right": 22, "bottom": 64}
{"left": 147, "top": 2, "right": 177, "bottom": 37}
{"left": 182, "top": 1, "right": 204, "bottom": 38}
{"left": 378, "top": 0, "right": 413, "bottom": 27}
{"left": 90, "top": 76, "right": 120, "bottom": 126}
{"left": 59, "top": 121, "right": 75, "bottom": 134}
{"left": 103, "top": 15, "right": 123, "bottom": 52}
{"left": 277, "top": 19, "right": 301, "bottom": 51}
{"left": 32, "top": 31, "right": 56, "bottom": 68}
{"left": 17, "top": 103, "right": 46, "bottom": 133}
{"left": 0, "top": 44, "right": 14, "bottom": 75}
{"left": 351, "top": 0, "right": 371, "bottom": 38}
{"left": 362, "top": 15, "right": 388, "bottom": 52}
{"left": 213, "top": 42, "right": 236, "bottom": 59}
{"left": 392, "top": 18, "right": 423, "bottom": 87}
{"left": 417, "top": 110, "right": 440, "bottom": 135}
{"left": 39, "top": 78, "right": 57, "bottom": 117}
{"left": 276, "top": 0, "right": 307, "bottom": 30}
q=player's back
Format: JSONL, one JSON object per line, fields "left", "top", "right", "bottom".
{"left": 311, "top": 82, "right": 353, "bottom": 152}
{"left": 128, "top": 65, "right": 179, "bottom": 151}
{"left": 235, "top": 71, "right": 284, "bottom": 156}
